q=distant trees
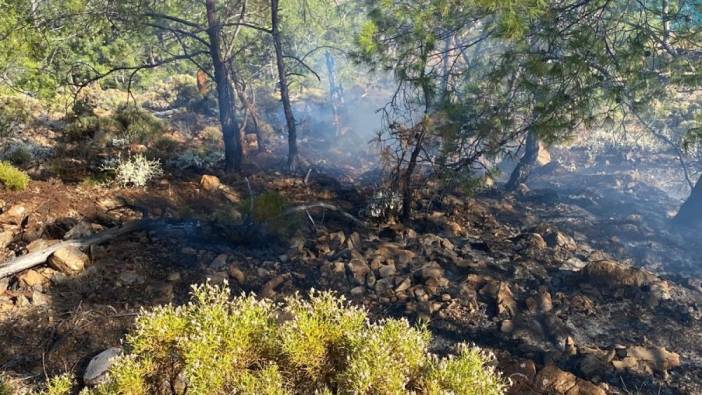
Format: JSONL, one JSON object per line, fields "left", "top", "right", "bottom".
{"left": 358, "top": 0, "right": 702, "bottom": 220}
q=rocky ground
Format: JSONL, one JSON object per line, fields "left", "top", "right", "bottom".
{"left": 1, "top": 102, "right": 702, "bottom": 394}
{"left": 1, "top": 157, "right": 701, "bottom": 394}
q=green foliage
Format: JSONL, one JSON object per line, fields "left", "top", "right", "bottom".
{"left": 67, "top": 283, "right": 506, "bottom": 395}
{"left": 39, "top": 374, "right": 75, "bottom": 395}
{"left": 241, "top": 191, "right": 299, "bottom": 237}
{"left": 0, "top": 161, "right": 30, "bottom": 191}
{"left": 0, "top": 95, "right": 35, "bottom": 138}
{"left": 0, "top": 375, "right": 14, "bottom": 395}
{"left": 113, "top": 104, "right": 165, "bottom": 143}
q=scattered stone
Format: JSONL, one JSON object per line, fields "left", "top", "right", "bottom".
{"left": 261, "top": 275, "right": 286, "bottom": 298}
{"left": 49, "top": 246, "right": 88, "bottom": 274}
{"left": 200, "top": 174, "right": 221, "bottom": 192}
{"left": 65, "top": 222, "right": 103, "bottom": 240}
{"left": 378, "top": 263, "right": 396, "bottom": 278}
{"left": 611, "top": 346, "right": 681, "bottom": 375}
{"left": 167, "top": 272, "right": 181, "bottom": 282}
{"left": 535, "top": 365, "right": 578, "bottom": 394}
{"left": 350, "top": 286, "right": 365, "bottom": 296}
{"left": 31, "top": 290, "right": 49, "bottom": 306}
{"left": 210, "top": 254, "right": 229, "bottom": 270}
{"left": 420, "top": 262, "right": 444, "bottom": 281}
{"left": 0, "top": 230, "right": 13, "bottom": 249}
{"left": 501, "top": 359, "right": 536, "bottom": 394}
{"left": 583, "top": 260, "right": 656, "bottom": 288}
{"left": 18, "top": 269, "right": 48, "bottom": 288}
{"left": 497, "top": 282, "right": 518, "bottom": 317}
{"left": 348, "top": 258, "right": 370, "bottom": 284}
{"left": 544, "top": 230, "right": 577, "bottom": 251}
{"left": 181, "top": 247, "right": 197, "bottom": 255}
{"left": 228, "top": 265, "right": 246, "bottom": 284}
{"left": 395, "top": 277, "right": 411, "bottom": 293}
{"left": 84, "top": 348, "right": 123, "bottom": 386}
{"left": 119, "top": 271, "right": 144, "bottom": 286}
{"left": 0, "top": 205, "right": 27, "bottom": 225}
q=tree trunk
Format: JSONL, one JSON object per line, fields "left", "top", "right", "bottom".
{"left": 506, "top": 130, "right": 540, "bottom": 191}
{"left": 206, "top": 0, "right": 242, "bottom": 172}
{"left": 271, "top": 0, "right": 298, "bottom": 172}
{"left": 674, "top": 174, "right": 702, "bottom": 227}
{"left": 233, "top": 78, "right": 265, "bottom": 152}
{"left": 325, "top": 51, "right": 343, "bottom": 135}
{"left": 399, "top": 127, "right": 426, "bottom": 221}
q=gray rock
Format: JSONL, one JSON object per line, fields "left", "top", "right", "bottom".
{"left": 84, "top": 348, "right": 122, "bottom": 386}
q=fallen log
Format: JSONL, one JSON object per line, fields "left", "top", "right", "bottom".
{"left": 282, "top": 202, "right": 365, "bottom": 227}
{"left": 0, "top": 220, "right": 157, "bottom": 279}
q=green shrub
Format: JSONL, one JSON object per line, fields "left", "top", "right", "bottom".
{"left": 113, "top": 104, "right": 164, "bottom": 143}
{"left": 0, "top": 161, "right": 30, "bottom": 191}
{"left": 0, "top": 375, "right": 14, "bottom": 395}
{"left": 0, "top": 96, "right": 34, "bottom": 138}
{"left": 51, "top": 283, "right": 506, "bottom": 395}
{"left": 241, "top": 191, "right": 299, "bottom": 237}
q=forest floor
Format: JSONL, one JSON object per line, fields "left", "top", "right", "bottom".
{"left": 1, "top": 105, "right": 702, "bottom": 394}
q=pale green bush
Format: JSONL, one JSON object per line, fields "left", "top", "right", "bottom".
{"left": 0, "top": 161, "right": 30, "bottom": 191}
{"left": 44, "top": 283, "right": 506, "bottom": 395}
{"left": 100, "top": 154, "right": 163, "bottom": 188}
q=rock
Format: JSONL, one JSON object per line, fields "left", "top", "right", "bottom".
{"left": 261, "top": 275, "right": 286, "bottom": 298}
{"left": 572, "top": 379, "right": 607, "bottom": 395}
{"left": 18, "top": 269, "right": 48, "bottom": 288}
{"left": 497, "top": 282, "right": 518, "bottom": 317}
{"left": 200, "top": 174, "right": 221, "bottom": 192}
{"left": 210, "top": 254, "right": 229, "bottom": 270}
{"left": 181, "top": 247, "right": 197, "bottom": 255}
{"left": 582, "top": 260, "right": 656, "bottom": 288}
{"left": 0, "top": 230, "right": 13, "bottom": 249}
{"left": 0, "top": 205, "right": 27, "bottom": 225}
{"left": 535, "top": 365, "right": 578, "bottom": 394}
{"left": 420, "top": 262, "right": 444, "bottom": 281}
{"left": 0, "top": 278, "right": 8, "bottom": 294}
{"left": 228, "top": 265, "right": 246, "bottom": 284}
{"left": 119, "top": 271, "right": 144, "bottom": 285}
{"left": 31, "top": 290, "right": 49, "bottom": 306}
{"left": 64, "top": 221, "right": 102, "bottom": 239}
{"left": 612, "top": 346, "right": 681, "bottom": 375}
{"left": 348, "top": 258, "right": 370, "bottom": 284}
{"left": 84, "top": 348, "right": 122, "bottom": 386}
{"left": 544, "top": 230, "right": 577, "bottom": 250}
{"left": 502, "top": 359, "right": 536, "bottom": 394}
{"left": 350, "top": 286, "right": 365, "bottom": 296}
{"left": 167, "top": 272, "right": 181, "bottom": 282}
{"left": 526, "top": 233, "right": 547, "bottom": 250}
{"left": 378, "top": 263, "right": 396, "bottom": 278}
{"left": 49, "top": 246, "right": 88, "bottom": 274}
{"left": 395, "top": 277, "right": 411, "bottom": 293}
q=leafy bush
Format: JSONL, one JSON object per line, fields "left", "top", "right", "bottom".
{"left": 241, "top": 191, "right": 300, "bottom": 237}
{"left": 50, "top": 283, "right": 505, "bottom": 395}
{"left": 0, "top": 375, "right": 14, "bottom": 395}
{"left": 0, "top": 96, "right": 34, "bottom": 138}
{"left": 113, "top": 104, "right": 165, "bottom": 143}
{"left": 100, "top": 154, "right": 163, "bottom": 188}
{"left": 169, "top": 147, "right": 223, "bottom": 170}
{"left": 0, "top": 161, "right": 30, "bottom": 190}
{"left": 65, "top": 104, "right": 163, "bottom": 144}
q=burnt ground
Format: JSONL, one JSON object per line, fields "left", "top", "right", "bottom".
{"left": 2, "top": 126, "right": 702, "bottom": 394}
